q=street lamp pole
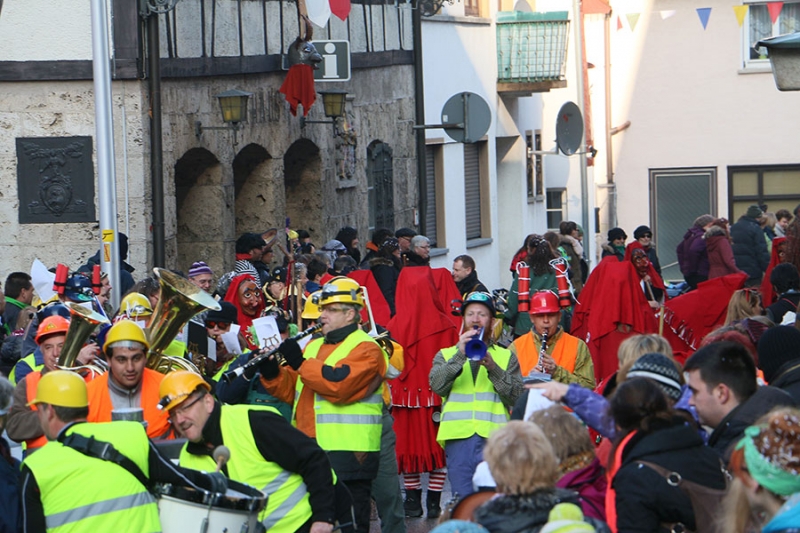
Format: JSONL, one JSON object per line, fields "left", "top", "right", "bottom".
{"left": 90, "top": 0, "right": 121, "bottom": 309}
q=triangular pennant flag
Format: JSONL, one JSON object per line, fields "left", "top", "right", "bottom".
{"left": 733, "top": 5, "right": 749, "bottom": 27}
{"left": 660, "top": 10, "right": 676, "bottom": 20}
{"left": 767, "top": 2, "right": 784, "bottom": 24}
{"left": 330, "top": 0, "right": 351, "bottom": 21}
{"left": 696, "top": 7, "right": 712, "bottom": 29}
{"left": 626, "top": 13, "right": 641, "bottom": 31}
{"left": 306, "top": 0, "right": 332, "bottom": 28}
{"left": 617, "top": 15, "right": 623, "bottom": 31}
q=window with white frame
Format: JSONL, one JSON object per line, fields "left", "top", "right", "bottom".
{"left": 546, "top": 189, "right": 565, "bottom": 230}
{"left": 744, "top": 2, "right": 800, "bottom": 68}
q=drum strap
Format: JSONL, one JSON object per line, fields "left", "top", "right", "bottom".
{"left": 60, "top": 433, "right": 150, "bottom": 490}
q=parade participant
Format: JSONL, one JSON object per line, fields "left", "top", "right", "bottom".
{"left": 160, "top": 371, "right": 343, "bottom": 533}
{"left": 388, "top": 267, "right": 459, "bottom": 518}
{"left": 452, "top": 255, "right": 488, "bottom": 299}
{"left": 370, "top": 237, "right": 403, "bottom": 316}
{"left": 86, "top": 321, "right": 172, "bottom": 439}
{"left": 557, "top": 221, "right": 586, "bottom": 293}
{"left": 203, "top": 301, "right": 246, "bottom": 381}
{"left": 117, "top": 292, "right": 153, "bottom": 324}
{"left": 510, "top": 290, "right": 595, "bottom": 388}
{"left": 677, "top": 214, "right": 714, "bottom": 290}
{"left": 234, "top": 232, "right": 270, "bottom": 288}
{"left": 80, "top": 232, "right": 136, "bottom": 295}
{"left": 723, "top": 288, "right": 763, "bottom": 326}
{"left": 10, "top": 304, "right": 71, "bottom": 384}
{"left": 0, "top": 376, "right": 20, "bottom": 533}
{"left": 632, "top": 225, "right": 661, "bottom": 278}
{"left": 3, "top": 272, "right": 34, "bottom": 336}
{"left": 765, "top": 263, "right": 800, "bottom": 324}
{"left": 22, "top": 370, "right": 225, "bottom": 533}
{"left": 429, "top": 291, "right": 523, "bottom": 498}
{"left": 504, "top": 235, "right": 559, "bottom": 338}
{"left": 261, "top": 276, "right": 388, "bottom": 533}
{"left": 629, "top": 246, "right": 666, "bottom": 308}
{"left": 7, "top": 316, "right": 100, "bottom": 453}
{"left": 187, "top": 261, "right": 214, "bottom": 293}
{"left": 732, "top": 205, "right": 771, "bottom": 287}
{"left": 223, "top": 273, "right": 265, "bottom": 349}
{"left": 684, "top": 341, "right": 796, "bottom": 460}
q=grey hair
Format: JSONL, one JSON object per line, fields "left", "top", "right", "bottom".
{"left": 411, "top": 235, "right": 430, "bottom": 250}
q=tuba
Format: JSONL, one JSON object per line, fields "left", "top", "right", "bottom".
{"left": 58, "top": 303, "right": 110, "bottom": 378}
{"left": 146, "top": 267, "right": 221, "bottom": 374}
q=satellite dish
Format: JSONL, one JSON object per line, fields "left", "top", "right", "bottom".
{"left": 555, "top": 101, "right": 584, "bottom": 156}
{"left": 441, "top": 92, "right": 492, "bottom": 144}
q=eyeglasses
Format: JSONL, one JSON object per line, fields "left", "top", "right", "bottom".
{"left": 205, "top": 321, "right": 230, "bottom": 329}
{"left": 169, "top": 393, "right": 204, "bottom": 418}
{"left": 321, "top": 306, "right": 350, "bottom": 314}
{"left": 640, "top": 234, "right": 652, "bottom": 239}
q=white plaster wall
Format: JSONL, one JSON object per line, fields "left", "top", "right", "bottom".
{"left": 0, "top": 80, "right": 151, "bottom": 277}
{"left": 605, "top": 0, "right": 800, "bottom": 240}
{"left": 0, "top": 0, "right": 93, "bottom": 61}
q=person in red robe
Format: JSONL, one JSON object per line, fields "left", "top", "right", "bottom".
{"left": 387, "top": 266, "right": 458, "bottom": 518}
{"left": 571, "top": 247, "right": 664, "bottom": 384}
{"left": 223, "top": 274, "right": 265, "bottom": 349}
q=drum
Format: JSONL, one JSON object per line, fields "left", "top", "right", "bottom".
{"left": 156, "top": 479, "right": 267, "bottom": 533}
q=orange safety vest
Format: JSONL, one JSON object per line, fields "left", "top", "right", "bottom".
{"left": 605, "top": 430, "right": 638, "bottom": 533}
{"left": 86, "top": 368, "right": 172, "bottom": 439}
{"left": 23, "top": 372, "right": 49, "bottom": 451}
{"left": 513, "top": 331, "right": 580, "bottom": 377}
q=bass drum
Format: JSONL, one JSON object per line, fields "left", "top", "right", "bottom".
{"left": 156, "top": 479, "right": 267, "bottom": 533}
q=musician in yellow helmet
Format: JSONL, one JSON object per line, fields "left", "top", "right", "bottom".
{"left": 160, "top": 370, "right": 345, "bottom": 533}
{"left": 21, "top": 370, "right": 228, "bottom": 532}
{"left": 261, "top": 277, "right": 388, "bottom": 533}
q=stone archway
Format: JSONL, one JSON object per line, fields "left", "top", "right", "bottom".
{"left": 233, "top": 143, "right": 282, "bottom": 236}
{"left": 284, "top": 139, "right": 323, "bottom": 243}
{"left": 175, "top": 148, "right": 229, "bottom": 276}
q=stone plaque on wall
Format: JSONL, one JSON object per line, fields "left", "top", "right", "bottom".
{"left": 16, "top": 136, "right": 96, "bottom": 224}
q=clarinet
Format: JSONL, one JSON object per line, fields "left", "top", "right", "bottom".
{"left": 537, "top": 330, "right": 549, "bottom": 373}
{"left": 221, "top": 324, "right": 323, "bottom": 383}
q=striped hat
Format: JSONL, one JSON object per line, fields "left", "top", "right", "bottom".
{"left": 626, "top": 353, "right": 682, "bottom": 401}
{"left": 188, "top": 261, "right": 213, "bottom": 278}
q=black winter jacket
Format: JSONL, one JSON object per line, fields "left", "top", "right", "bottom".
{"left": 455, "top": 270, "right": 488, "bottom": 298}
{"left": 613, "top": 421, "right": 727, "bottom": 533}
{"left": 730, "top": 215, "right": 770, "bottom": 281}
{"left": 475, "top": 487, "right": 610, "bottom": 533}
{"left": 769, "top": 363, "right": 800, "bottom": 406}
{"left": 370, "top": 257, "right": 401, "bottom": 316}
{"left": 708, "top": 385, "right": 797, "bottom": 460}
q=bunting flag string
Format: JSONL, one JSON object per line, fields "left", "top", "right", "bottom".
{"left": 696, "top": 7, "right": 712, "bottom": 30}
{"left": 626, "top": 13, "right": 641, "bottom": 31}
{"left": 330, "top": 0, "right": 351, "bottom": 21}
{"left": 306, "top": 0, "right": 332, "bottom": 28}
{"left": 767, "top": 2, "right": 784, "bottom": 24}
{"left": 617, "top": 15, "right": 623, "bottom": 31}
{"left": 659, "top": 10, "right": 676, "bottom": 20}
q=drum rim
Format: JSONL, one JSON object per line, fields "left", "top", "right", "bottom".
{"left": 155, "top": 480, "right": 267, "bottom": 513}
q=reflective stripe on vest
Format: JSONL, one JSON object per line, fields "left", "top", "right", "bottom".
{"left": 179, "top": 405, "right": 312, "bottom": 533}
{"left": 513, "top": 330, "right": 579, "bottom": 377}
{"left": 300, "top": 330, "right": 386, "bottom": 452}
{"left": 436, "top": 346, "right": 512, "bottom": 446}
{"left": 22, "top": 371, "right": 49, "bottom": 451}
{"left": 23, "top": 421, "right": 160, "bottom": 533}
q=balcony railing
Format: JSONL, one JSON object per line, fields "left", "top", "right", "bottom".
{"left": 496, "top": 11, "right": 570, "bottom": 95}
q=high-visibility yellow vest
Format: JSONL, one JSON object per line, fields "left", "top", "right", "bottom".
{"left": 299, "top": 329, "right": 386, "bottom": 452}
{"left": 23, "top": 421, "right": 160, "bottom": 533}
{"left": 436, "top": 346, "right": 512, "bottom": 446}
{"left": 179, "top": 405, "right": 312, "bottom": 533}
{"left": 9, "top": 352, "right": 43, "bottom": 385}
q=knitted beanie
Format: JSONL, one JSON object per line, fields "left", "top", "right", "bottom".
{"left": 746, "top": 205, "right": 764, "bottom": 219}
{"left": 757, "top": 326, "right": 800, "bottom": 383}
{"left": 626, "top": 353, "right": 682, "bottom": 401}
{"left": 205, "top": 301, "right": 238, "bottom": 325}
{"left": 633, "top": 225, "right": 652, "bottom": 240}
{"left": 188, "top": 261, "right": 213, "bottom": 278}
{"left": 540, "top": 503, "right": 596, "bottom": 533}
{"left": 607, "top": 227, "right": 627, "bottom": 242}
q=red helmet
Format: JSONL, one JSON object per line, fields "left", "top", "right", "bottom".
{"left": 529, "top": 291, "right": 560, "bottom": 315}
{"left": 36, "top": 316, "right": 70, "bottom": 344}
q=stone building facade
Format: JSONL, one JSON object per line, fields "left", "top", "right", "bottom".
{"left": 0, "top": 0, "right": 416, "bottom": 280}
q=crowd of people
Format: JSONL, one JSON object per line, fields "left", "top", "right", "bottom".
{"left": 1, "top": 203, "right": 800, "bottom": 533}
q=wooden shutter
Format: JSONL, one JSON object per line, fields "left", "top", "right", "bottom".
{"left": 425, "top": 146, "right": 438, "bottom": 247}
{"left": 464, "top": 143, "right": 481, "bottom": 240}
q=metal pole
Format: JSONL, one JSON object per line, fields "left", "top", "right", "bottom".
{"left": 412, "top": 4, "right": 427, "bottom": 236}
{"left": 91, "top": 0, "right": 121, "bottom": 309}
{"left": 148, "top": 12, "right": 166, "bottom": 267}
{"left": 572, "top": 0, "right": 592, "bottom": 266}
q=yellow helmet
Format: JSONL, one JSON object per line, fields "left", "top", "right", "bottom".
{"left": 319, "top": 277, "right": 364, "bottom": 307}
{"left": 28, "top": 370, "right": 88, "bottom": 408}
{"left": 103, "top": 320, "right": 150, "bottom": 354}
{"left": 119, "top": 292, "right": 153, "bottom": 318}
{"left": 302, "top": 291, "right": 322, "bottom": 319}
{"left": 158, "top": 371, "right": 211, "bottom": 411}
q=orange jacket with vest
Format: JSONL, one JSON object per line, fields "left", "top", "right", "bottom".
{"left": 23, "top": 372, "right": 48, "bottom": 451}
{"left": 86, "top": 368, "right": 172, "bottom": 439}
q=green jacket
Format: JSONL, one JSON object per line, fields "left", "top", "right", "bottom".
{"left": 504, "top": 272, "right": 558, "bottom": 337}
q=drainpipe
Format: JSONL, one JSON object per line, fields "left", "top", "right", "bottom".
{"left": 412, "top": 5, "right": 427, "bottom": 236}
{"left": 603, "top": 11, "right": 616, "bottom": 230}
{"left": 148, "top": 13, "right": 166, "bottom": 267}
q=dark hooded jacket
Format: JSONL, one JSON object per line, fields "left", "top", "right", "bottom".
{"left": 369, "top": 257, "right": 401, "bottom": 316}
{"left": 767, "top": 362, "right": 800, "bottom": 405}
{"left": 455, "top": 269, "right": 488, "bottom": 298}
{"left": 475, "top": 487, "right": 610, "bottom": 533}
{"left": 676, "top": 226, "right": 709, "bottom": 278}
{"left": 613, "top": 420, "right": 727, "bottom": 533}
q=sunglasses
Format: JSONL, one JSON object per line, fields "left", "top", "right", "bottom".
{"left": 205, "top": 321, "right": 230, "bottom": 329}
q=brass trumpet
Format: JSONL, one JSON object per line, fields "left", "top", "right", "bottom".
{"left": 58, "top": 303, "right": 110, "bottom": 378}
{"left": 146, "top": 267, "right": 222, "bottom": 374}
